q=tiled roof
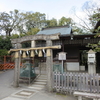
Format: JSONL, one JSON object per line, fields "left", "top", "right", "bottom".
{"left": 37, "top": 26, "right": 72, "bottom": 36}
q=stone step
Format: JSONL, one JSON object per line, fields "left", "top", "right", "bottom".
{"left": 38, "top": 77, "right": 47, "bottom": 79}
{"left": 40, "top": 74, "right": 47, "bottom": 76}
{"left": 38, "top": 77, "right": 47, "bottom": 80}
{"left": 34, "top": 81, "right": 46, "bottom": 85}
{"left": 28, "top": 86, "right": 43, "bottom": 90}
{"left": 32, "top": 83, "right": 45, "bottom": 87}
{"left": 39, "top": 75, "right": 47, "bottom": 78}
{"left": 39, "top": 76, "right": 47, "bottom": 78}
{"left": 36, "top": 79, "right": 47, "bottom": 82}
{"left": 31, "top": 84, "right": 45, "bottom": 88}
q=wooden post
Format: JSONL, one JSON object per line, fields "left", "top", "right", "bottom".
{"left": 14, "top": 43, "right": 21, "bottom": 87}
{"left": 46, "top": 40, "right": 53, "bottom": 92}
{"left": 3, "top": 56, "right": 6, "bottom": 71}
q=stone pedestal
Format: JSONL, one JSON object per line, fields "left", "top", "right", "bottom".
{"left": 88, "top": 63, "right": 96, "bottom": 74}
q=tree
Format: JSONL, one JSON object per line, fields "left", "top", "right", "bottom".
{"left": 0, "top": 49, "right": 8, "bottom": 56}
{"left": 0, "top": 10, "right": 23, "bottom": 36}
{"left": 46, "top": 18, "right": 57, "bottom": 27}
{"left": 87, "top": 41, "right": 100, "bottom": 52}
{"left": 72, "top": 26, "right": 88, "bottom": 34}
{"left": 0, "top": 12, "right": 11, "bottom": 36}
{"left": 74, "top": 1, "right": 100, "bottom": 33}
{"left": 0, "top": 36, "right": 12, "bottom": 56}
{"left": 22, "top": 12, "right": 46, "bottom": 32}
{"left": 0, "top": 36, "right": 12, "bottom": 50}
{"left": 10, "top": 33, "right": 19, "bottom": 39}
{"left": 26, "top": 28, "right": 40, "bottom": 36}
{"left": 0, "top": 10, "right": 46, "bottom": 37}
{"left": 58, "top": 17, "right": 73, "bottom": 26}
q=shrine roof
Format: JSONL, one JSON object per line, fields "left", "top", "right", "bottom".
{"left": 37, "top": 25, "right": 72, "bottom": 36}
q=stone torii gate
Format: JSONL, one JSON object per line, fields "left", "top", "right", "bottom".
{"left": 10, "top": 33, "right": 61, "bottom": 91}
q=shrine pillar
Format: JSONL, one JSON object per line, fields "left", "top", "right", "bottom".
{"left": 46, "top": 39, "right": 53, "bottom": 91}
{"left": 14, "top": 43, "right": 21, "bottom": 87}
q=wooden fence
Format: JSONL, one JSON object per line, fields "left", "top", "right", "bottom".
{"left": 53, "top": 72, "right": 100, "bottom": 94}
{"left": 0, "top": 63, "right": 15, "bottom": 70}
{"left": 0, "top": 56, "right": 15, "bottom": 70}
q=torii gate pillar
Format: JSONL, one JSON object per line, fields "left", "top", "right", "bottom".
{"left": 14, "top": 43, "right": 21, "bottom": 87}
{"left": 46, "top": 40, "right": 53, "bottom": 92}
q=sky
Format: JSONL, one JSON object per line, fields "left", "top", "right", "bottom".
{"left": 0, "top": 0, "right": 100, "bottom": 22}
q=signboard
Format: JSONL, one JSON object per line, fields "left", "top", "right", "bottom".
{"left": 58, "top": 52, "right": 66, "bottom": 60}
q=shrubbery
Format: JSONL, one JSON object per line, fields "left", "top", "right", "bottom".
{"left": 0, "top": 36, "right": 12, "bottom": 56}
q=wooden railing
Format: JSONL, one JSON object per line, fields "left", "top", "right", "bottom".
{"left": 53, "top": 72, "right": 100, "bottom": 94}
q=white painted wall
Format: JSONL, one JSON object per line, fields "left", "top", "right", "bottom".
{"left": 66, "top": 62, "right": 79, "bottom": 71}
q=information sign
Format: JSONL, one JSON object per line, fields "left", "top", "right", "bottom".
{"left": 58, "top": 52, "right": 66, "bottom": 60}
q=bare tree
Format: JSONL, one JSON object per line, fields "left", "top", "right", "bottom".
{"left": 72, "top": 1, "right": 100, "bottom": 33}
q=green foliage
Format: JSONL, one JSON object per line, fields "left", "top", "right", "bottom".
{"left": 87, "top": 41, "right": 100, "bottom": 52}
{"left": 45, "top": 17, "right": 74, "bottom": 28}
{"left": 10, "top": 28, "right": 40, "bottom": 39}
{"left": 92, "top": 13, "right": 100, "bottom": 21}
{"left": 59, "top": 17, "right": 73, "bottom": 26}
{"left": 72, "top": 26, "right": 88, "bottom": 34}
{"left": 46, "top": 18, "right": 57, "bottom": 27}
{"left": 0, "top": 9, "right": 77, "bottom": 37}
{"left": 10, "top": 34, "right": 19, "bottom": 39}
{"left": 26, "top": 28, "right": 40, "bottom": 36}
{"left": 0, "top": 36, "right": 12, "bottom": 50}
{"left": 0, "top": 36, "right": 12, "bottom": 56}
{"left": 22, "top": 12, "right": 46, "bottom": 31}
{"left": 0, "top": 49, "right": 8, "bottom": 56}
